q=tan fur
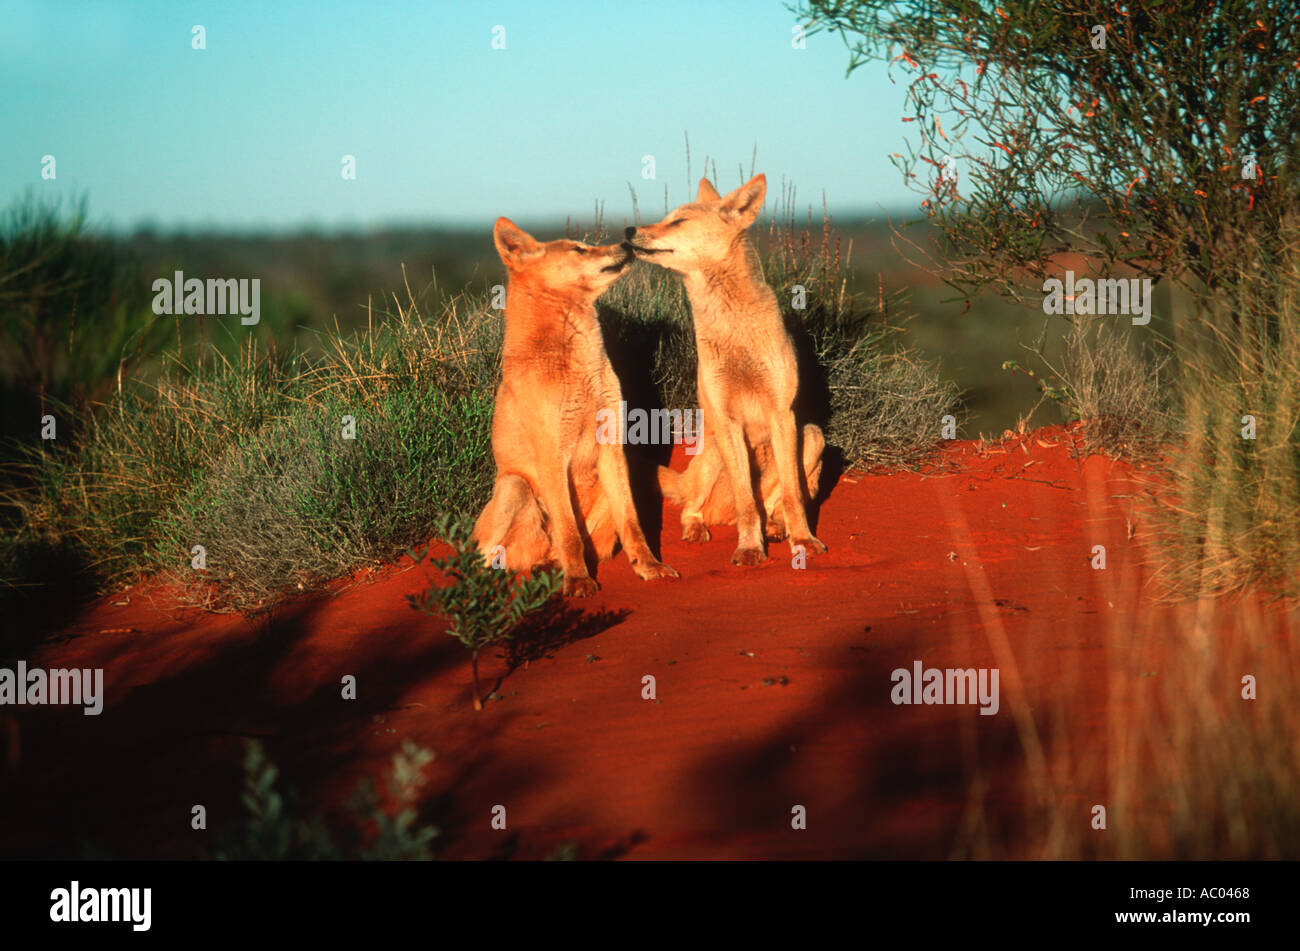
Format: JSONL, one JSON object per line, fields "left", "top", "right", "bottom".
{"left": 471, "top": 218, "right": 679, "bottom": 597}
{"left": 631, "top": 175, "right": 826, "bottom": 565}
{"left": 657, "top": 423, "right": 823, "bottom": 541}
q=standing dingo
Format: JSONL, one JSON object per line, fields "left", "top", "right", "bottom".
{"left": 471, "top": 218, "right": 679, "bottom": 596}
{"left": 626, "top": 175, "right": 825, "bottom": 566}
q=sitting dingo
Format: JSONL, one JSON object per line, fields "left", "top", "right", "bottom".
{"left": 471, "top": 218, "right": 679, "bottom": 597}
{"left": 626, "top": 174, "right": 826, "bottom": 566}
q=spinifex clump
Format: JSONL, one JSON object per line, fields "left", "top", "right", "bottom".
{"left": 407, "top": 515, "right": 560, "bottom": 710}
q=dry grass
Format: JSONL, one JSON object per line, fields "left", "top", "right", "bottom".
{"left": 9, "top": 280, "right": 499, "bottom": 612}
{"left": 945, "top": 477, "right": 1300, "bottom": 860}
{"left": 1145, "top": 221, "right": 1300, "bottom": 598}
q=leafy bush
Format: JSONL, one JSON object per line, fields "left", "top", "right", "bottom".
{"left": 7, "top": 285, "right": 498, "bottom": 612}
{"left": 214, "top": 739, "right": 439, "bottom": 861}
{"left": 408, "top": 515, "right": 561, "bottom": 710}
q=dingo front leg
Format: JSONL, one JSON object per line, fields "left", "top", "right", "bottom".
{"left": 711, "top": 416, "right": 766, "bottom": 566}
{"left": 770, "top": 412, "right": 826, "bottom": 555}
{"left": 679, "top": 433, "right": 724, "bottom": 544}
{"left": 535, "top": 455, "right": 598, "bottom": 597}
{"left": 596, "top": 442, "right": 679, "bottom": 581}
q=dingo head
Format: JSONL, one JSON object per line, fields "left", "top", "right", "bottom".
{"left": 494, "top": 218, "right": 633, "bottom": 298}
{"left": 624, "top": 174, "right": 766, "bottom": 274}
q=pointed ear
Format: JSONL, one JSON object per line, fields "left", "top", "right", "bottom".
{"left": 494, "top": 217, "right": 541, "bottom": 267}
{"left": 696, "top": 177, "right": 721, "bottom": 202}
{"left": 719, "top": 174, "right": 766, "bottom": 226}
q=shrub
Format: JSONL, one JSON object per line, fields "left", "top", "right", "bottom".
{"left": 408, "top": 515, "right": 561, "bottom": 710}
{"left": 214, "top": 739, "right": 439, "bottom": 861}
{"left": 7, "top": 283, "right": 499, "bottom": 612}
{"left": 1004, "top": 318, "right": 1174, "bottom": 458}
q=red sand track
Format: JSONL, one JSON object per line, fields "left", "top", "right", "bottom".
{"left": 0, "top": 427, "right": 1263, "bottom": 858}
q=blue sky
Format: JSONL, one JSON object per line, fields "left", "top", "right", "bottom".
{"left": 0, "top": 0, "right": 919, "bottom": 233}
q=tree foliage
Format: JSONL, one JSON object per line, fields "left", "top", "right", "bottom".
{"left": 799, "top": 0, "right": 1299, "bottom": 303}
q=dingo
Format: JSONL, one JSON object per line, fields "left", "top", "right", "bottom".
{"left": 627, "top": 174, "right": 825, "bottom": 566}
{"left": 471, "top": 218, "right": 679, "bottom": 597}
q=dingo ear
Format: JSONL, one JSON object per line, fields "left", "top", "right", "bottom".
{"left": 697, "top": 177, "right": 721, "bottom": 202}
{"left": 719, "top": 174, "right": 766, "bottom": 226}
{"left": 494, "top": 217, "right": 542, "bottom": 266}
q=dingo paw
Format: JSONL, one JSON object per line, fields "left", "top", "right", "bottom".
{"left": 765, "top": 520, "right": 788, "bottom": 542}
{"left": 791, "top": 535, "right": 828, "bottom": 555}
{"left": 563, "top": 576, "right": 600, "bottom": 598}
{"left": 636, "top": 560, "right": 680, "bottom": 581}
{"left": 731, "top": 546, "right": 766, "bottom": 567}
{"left": 682, "top": 522, "right": 711, "bottom": 544}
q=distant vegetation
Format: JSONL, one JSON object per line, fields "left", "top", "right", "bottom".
{"left": 0, "top": 187, "right": 956, "bottom": 619}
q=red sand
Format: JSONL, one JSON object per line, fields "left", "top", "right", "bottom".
{"left": 0, "top": 426, "right": 1283, "bottom": 859}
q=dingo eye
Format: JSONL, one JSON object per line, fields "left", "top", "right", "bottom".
{"left": 667, "top": 218, "right": 686, "bottom": 229}
{"left": 572, "top": 245, "right": 588, "bottom": 254}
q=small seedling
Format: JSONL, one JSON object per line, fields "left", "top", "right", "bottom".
{"left": 408, "top": 515, "right": 560, "bottom": 710}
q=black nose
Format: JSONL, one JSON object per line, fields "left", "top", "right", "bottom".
{"left": 624, "top": 226, "right": 636, "bottom": 240}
